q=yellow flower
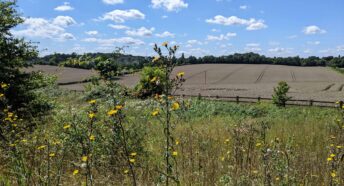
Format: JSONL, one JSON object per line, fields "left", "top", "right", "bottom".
{"left": 275, "top": 177, "right": 280, "bottom": 181}
{"left": 151, "top": 110, "right": 159, "bottom": 116}
{"left": 331, "top": 171, "right": 336, "bottom": 178}
{"left": 107, "top": 109, "right": 118, "bottom": 116}
{"left": 150, "top": 76, "right": 157, "bottom": 83}
{"left": 172, "top": 151, "right": 178, "bottom": 156}
{"left": 88, "top": 112, "right": 95, "bottom": 119}
{"left": 162, "top": 42, "right": 168, "bottom": 47}
{"left": 9, "top": 143, "right": 16, "bottom": 147}
{"left": 330, "top": 154, "right": 336, "bottom": 158}
{"left": 82, "top": 156, "right": 88, "bottom": 162}
{"left": 224, "top": 139, "right": 230, "bottom": 144}
{"left": 124, "top": 169, "right": 129, "bottom": 174}
{"left": 336, "top": 146, "right": 342, "bottom": 149}
{"left": 88, "top": 100, "right": 96, "bottom": 104}
{"left": 177, "top": 72, "right": 185, "bottom": 77}
{"left": 1, "top": 83, "right": 8, "bottom": 89}
{"left": 256, "top": 143, "right": 262, "bottom": 147}
{"left": 89, "top": 135, "right": 95, "bottom": 141}
{"left": 252, "top": 170, "right": 258, "bottom": 174}
{"left": 336, "top": 101, "right": 340, "bottom": 104}
{"left": 37, "top": 145, "right": 46, "bottom": 150}
{"left": 73, "top": 169, "right": 79, "bottom": 176}
{"left": 21, "top": 139, "right": 28, "bottom": 143}
{"left": 49, "top": 153, "right": 55, "bottom": 157}
{"left": 152, "top": 56, "right": 160, "bottom": 63}
{"left": 63, "top": 124, "right": 71, "bottom": 129}
{"left": 130, "top": 152, "right": 137, "bottom": 157}
{"left": 171, "top": 102, "right": 180, "bottom": 110}
{"left": 175, "top": 140, "right": 180, "bottom": 145}
{"left": 0, "top": 93, "right": 4, "bottom": 97}
{"left": 220, "top": 157, "right": 225, "bottom": 161}
{"left": 129, "top": 159, "right": 135, "bottom": 163}
{"left": 327, "top": 157, "right": 333, "bottom": 161}
{"left": 115, "top": 105, "right": 123, "bottom": 110}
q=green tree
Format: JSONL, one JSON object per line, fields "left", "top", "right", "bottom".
{"left": 0, "top": 0, "right": 55, "bottom": 118}
{"left": 272, "top": 81, "right": 291, "bottom": 107}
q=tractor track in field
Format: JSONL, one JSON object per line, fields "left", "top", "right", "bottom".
{"left": 254, "top": 66, "right": 269, "bottom": 83}
{"left": 322, "top": 83, "right": 335, "bottom": 91}
{"left": 338, "top": 84, "right": 344, "bottom": 91}
{"left": 290, "top": 71, "right": 296, "bottom": 81}
{"left": 213, "top": 65, "right": 246, "bottom": 84}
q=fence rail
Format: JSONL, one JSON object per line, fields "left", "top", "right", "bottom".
{"left": 174, "top": 93, "right": 343, "bottom": 108}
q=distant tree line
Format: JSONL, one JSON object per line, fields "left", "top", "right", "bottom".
{"left": 34, "top": 52, "right": 344, "bottom": 71}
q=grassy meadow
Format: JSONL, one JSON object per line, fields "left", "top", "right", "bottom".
{"left": 1, "top": 88, "right": 343, "bottom": 185}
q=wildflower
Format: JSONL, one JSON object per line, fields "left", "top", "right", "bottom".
{"left": 151, "top": 110, "right": 159, "bottom": 116}
{"left": 0, "top": 93, "right": 4, "bottom": 97}
{"left": 88, "top": 100, "right": 96, "bottom": 104}
{"left": 129, "top": 159, "right": 135, "bottom": 163}
{"left": 88, "top": 112, "right": 95, "bottom": 119}
{"left": 107, "top": 109, "right": 118, "bottom": 116}
{"left": 1, "top": 83, "right": 8, "bottom": 89}
{"left": 252, "top": 170, "right": 258, "bottom": 174}
{"left": 175, "top": 139, "right": 180, "bottom": 145}
{"left": 336, "top": 101, "right": 340, "bottom": 104}
{"left": 168, "top": 96, "right": 174, "bottom": 100}
{"left": 130, "top": 152, "right": 137, "bottom": 157}
{"left": 21, "top": 139, "right": 27, "bottom": 143}
{"left": 171, "top": 102, "right": 180, "bottom": 110}
{"left": 63, "top": 124, "right": 71, "bottom": 129}
{"left": 162, "top": 42, "right": 168, "bottom": 47}
{"left": 150, "top": 76, "right": 157, "bottom": 83}
{"left": 116, "top": 105, "right": 123, "bottom": 110}
{"left": 336, "top": 146, "right": 342, "bottom": 149}
{"left": 89, "top": 135, "right": 95, "bottom": 141}
{"left": 172, "top": 151, "right": 178, "bottom": 156}
{"left": 12, "top": 124, "right": 17, "bottom": 127}
{"left": 327, "top": 157, "right": 333, "bottom": 161}
{"left": 73, "top": 169, "right": 79, "bottom": 176}
{"left": 152, "top": 56, "right": 160, "bottom": 63}
{"left": 177, "top": 72, "right": 185, "bottom": 77}
{"left": 256, "top": 142, "right": 262, "bottom": 147}
{"left": 49, "top": 153, "right": 55, "bottom": 157}
{"left": 331, "top": 171, "right": 336, "bottom": 178}
{"left": 37, "top": 145, "right": 46, "bottom": 150}
{"left": 9, "top": 143, "right": 16, "bottom": 147}
{"left": 124, "top": 170, "right": 129, "bottom": 174}
{"left": 220, "top": 157, "right": 225, "bottom": 161}
{"left": 224, "top": 139, "right": 230, "bottom": 144}
{"left": 330, "top": 154, "right": 336, "bottom": 158}
{"left": 82, "top": 156, "right": 88, "bottom": 162}
{"left": 275, "top": 177, "right": 280, "bottom": 181}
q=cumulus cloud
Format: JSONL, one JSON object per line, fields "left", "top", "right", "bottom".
{"left": 239, "top": 5, "right": 247, "bottom": 10}
{"left": 108, "top": 24, "right": 130, "bottom": 30}
{"left": 83, "top": 37, "right": 144, "bottom": 46}
{"left": 102, "top": 0, "right": 124, "bottom": 5}
{"left": 125, "top": 27, "right": 155, "bottom": 37}
{"left": 207, "top": 32, "right": 237, "bottom": 41}
{"left": 268, "top": 47, "right": 293, "bottom": 54}
{"left": 85, "top": 31, "right": 98, "bottom": 35}
{"left": 151, "top": 0, "right": 188, "bottom": 12}
{"left": 206, "top": 15, "right": 267, "bottom": 30}
{"left": 101, "top": 9, "right": 145, "bottom": 23}
{"left": 54, "top": 2, "right": 74, "bottom": 11}
{"left": 187, "top": 40, "right": 202, "bottom": 45}
{"left": 303, "top": 25, "right": 326, "bottom": 35}
{"left": 155, "top": 31, "right": 175, "bottom": 38}
{"left": 307, "top": 41, "right": 320, "bottom": 45}
{"left": 12, "top": 17, "right": 76, "bottom": 41}
{"left": 337, "top": 45, "right": 344, "bottom": 52}
{"left": 245, "top": 43, "right": 261, "bottom": 52}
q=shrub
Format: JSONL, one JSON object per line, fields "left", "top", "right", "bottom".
{"left": 135, "top": 66, "right": 167, "bottom": 98}
{"left": 272, "top": 81, "right": 291, "bottom": 107}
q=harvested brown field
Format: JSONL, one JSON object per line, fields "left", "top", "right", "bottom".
{"left": 27, "top": 64, "right": 344, "bottom": 101}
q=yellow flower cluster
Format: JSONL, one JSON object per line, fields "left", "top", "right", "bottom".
{"left": 177, "top": 72, "right": 185, "bottom": 77}
{"left": 88, "top": 112, "right": 96, "bottom": 119}
{"left": 171, "top": 102, "right": 180, "bottom": 110}
{"left": 151, "top": 109, "right": 159, "bottom": 116}
{"left": 88, "top": 100, "right": 96, "bottom": 104}
{"left": 1, "top": 83, "right": 8, "bottom": 89}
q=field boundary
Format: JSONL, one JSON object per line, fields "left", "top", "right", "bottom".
{"left": 174, "top": 93, "right": 343, "bottom": 108}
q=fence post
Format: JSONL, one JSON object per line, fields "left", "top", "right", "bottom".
{"left": 309, "top": 99, "right": 313, "bottom": 106}
{"left": 216, "top": 95, "right": 219, "bottom": 99}
{"left": 198, "top": 93, "right": 202, "bottom": 100}
{"left": 339, "top": 101, "right": 343, "bottom": 109}
{"left": 236, "top": 96, "right": 239, "bottom": 104}
{"left": 258, "top": 97, "right": 261, "bottom": 103}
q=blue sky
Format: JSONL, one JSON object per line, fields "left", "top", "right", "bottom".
{"left": 13, "top": 0, "right": 344, "bottom": 57}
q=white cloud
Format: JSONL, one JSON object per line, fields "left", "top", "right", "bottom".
{"left": 54, "top": 2, "right": 74, "bottom": 11}
{"left": 12, "top": 17, "right": 76, "bottom": 41}
{"left": 268, "top": 47, "right": 293, "bottom": 54}
{"left": 52, "top": 16, "right": 76, "bottom": 27}
{"left": 307, "top": 41, "right": 320, "bottom": 45}
{"left": 102, "top": 0, "right": 124, "bottom": 5}
{"left": 162, "top": 15, "right": 168, "bottom": 19}
{"left": 125, "top": 27, "right": 155, "bottom": 37}
{"left": 246, "top": 43, "right": 260, "bottom": 47}
{"left": 245, "top": 43, "right": 261, "bottom": 52}
{"left": 151, "top": 0, "right": 188, "bottom": 12}
{"left": 85, "top": 31, "right": 98, "bottom": 35}
{"left": 288, "top": 35, "right": 298, "bottom": 39}
{"left": 239, "top": 5, "right": 247, "bottom": 10}
{"left": 303, "top": 25, "right": 326, "bottom": 35}
{"left": 207, "top": 32, "right": 237, "bottom": 41}
{"left": 187, "top": 40, "right": 202, "bottom": 45}
{"left": 101, "top": 9, "right": 145, "bottom": 23}
{"left": 155, "top": 31, "right": 175, "bottom": 38}
{"left": 83, "top": 37, "right": 144, "bottom": 46}
{"left": 337, "top": 45, "right": 344, "bottom": 52}
{"left": 108, "top": 24, "right": 130, "bottom": 30}
{"left": 211, "top": 28, "right": 220, "bottom": 32}
{"left": 206, "top": 15, "right": 267, "bottom": 30}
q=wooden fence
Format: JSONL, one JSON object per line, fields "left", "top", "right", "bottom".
{"left": 174, "top": 93, "right": 343, "bottom": 108}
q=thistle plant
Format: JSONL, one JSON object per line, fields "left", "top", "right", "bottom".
{"left": 150, "top": 42, "right": 185, "bottom": 185}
